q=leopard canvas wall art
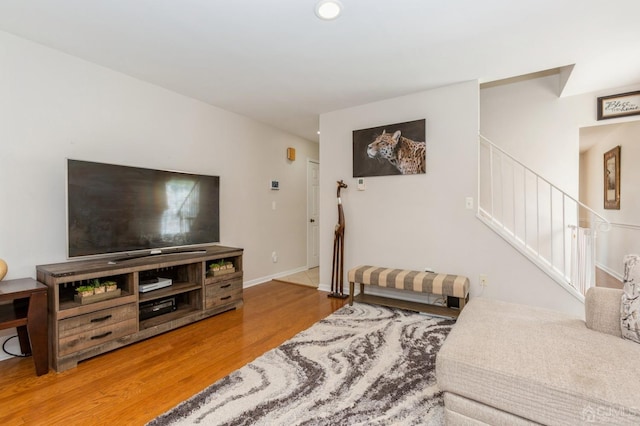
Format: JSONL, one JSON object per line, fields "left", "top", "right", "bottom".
{"left": 353, "top": 119, "right": 426, "bottom": 177}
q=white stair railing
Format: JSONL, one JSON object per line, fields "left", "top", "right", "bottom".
{"left": 478, "top": 135, "right": 609, "bottom": 301}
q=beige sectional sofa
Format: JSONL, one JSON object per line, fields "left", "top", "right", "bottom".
{"left": 436, "top": 287, "right": 640, "bottom": 425}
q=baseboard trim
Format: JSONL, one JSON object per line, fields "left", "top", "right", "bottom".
{"left": 243, "top": 266, "right": 310, "bottom": 289}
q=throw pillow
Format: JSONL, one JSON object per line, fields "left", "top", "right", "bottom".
{"left": 621, "top": 254, "right": 640, "bottom": 343}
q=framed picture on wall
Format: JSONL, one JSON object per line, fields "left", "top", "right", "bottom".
{"left": 352, "top": 119, "right": 426, "bottom": 177}
{"left": 597, "top": 91, "right": 640, "bottom": 120}
{"left": 604, "top": 146, "right": 621, "bottom": 210}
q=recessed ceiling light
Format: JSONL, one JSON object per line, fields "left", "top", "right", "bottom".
{"left": 315, "top": 0, "right": 343, "bottom": 20}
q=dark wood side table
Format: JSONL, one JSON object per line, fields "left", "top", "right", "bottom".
{"left": 0, "top": 278, "right": 49, "bottom": 376}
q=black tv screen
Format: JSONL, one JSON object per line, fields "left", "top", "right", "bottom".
{"left": 67, "top": 159, "right": 220, "bottom": 258}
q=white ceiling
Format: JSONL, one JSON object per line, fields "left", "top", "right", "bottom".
{"left": 1, "top": 0, "right": 639, "bottom": 142}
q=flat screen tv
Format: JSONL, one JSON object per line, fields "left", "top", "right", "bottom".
{"left": 67, "top": 159, "right": 220, "bottom": 259}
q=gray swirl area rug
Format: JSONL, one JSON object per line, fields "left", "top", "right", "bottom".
{"left": 148, "top": 303, "right": 455, "bottom": 426}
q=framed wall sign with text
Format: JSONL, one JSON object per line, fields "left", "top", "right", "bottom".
{"left": 597, "top": 91, "right": 640, "bottom": 120}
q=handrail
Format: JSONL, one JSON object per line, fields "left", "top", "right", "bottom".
{"left": 479, "top": 134, "right": 609, "bottom": 227}
{"left": 478, "top": 133, "right": 610, "bottom": 300}
{"left": 608, "top": 222, "right": 640, "bottom": 230}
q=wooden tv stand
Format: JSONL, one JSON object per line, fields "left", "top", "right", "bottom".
{"left": 37, "top": 245, "right": 243, "bottom": 372}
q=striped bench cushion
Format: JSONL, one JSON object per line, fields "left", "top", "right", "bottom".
{"left": 348, "top": 265, "right": 469, "bottom": 299}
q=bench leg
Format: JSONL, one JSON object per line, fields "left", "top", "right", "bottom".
{"left": 349, "top": 283, "right": 367, "bottom": 306}
{"left": 446, "top": 295, "right": 469, "bottom": 310}
{"left": 458, "top": 295, "right": 468, "bottom": 311}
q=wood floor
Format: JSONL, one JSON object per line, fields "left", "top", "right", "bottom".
{"left": 0, "top": 281, "right": 347, "bottom": 426}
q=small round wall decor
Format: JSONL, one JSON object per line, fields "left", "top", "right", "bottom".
{"left": 0, "top": 259, "right": 7, "bottom": 281}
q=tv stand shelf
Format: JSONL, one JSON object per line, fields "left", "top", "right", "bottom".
{"left": 37, "top": 245, "right": 243, "bottom": 372}
{"left": 139, "top": 305, "right": 199, "bottom": 330}
{"left": 58, "top": 291, "right": 136, "bottom": 314}
{"left": 138, "top": 282, "right": 200, "bottom": 303}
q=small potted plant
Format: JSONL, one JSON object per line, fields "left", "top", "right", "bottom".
{"left": 76, "top": 285, "right": 94, "bottom": 297}
{"left": 92, "top": 279, "right": 106, "bottom": 294}
{"left": 210, "top": 262, "right": 221, "bottom": 272}
{"left": 104, "top": 280, "right": 118, "bottom": 292}
{"left": 224, "top": 262, "right": 234, "bottom": 270}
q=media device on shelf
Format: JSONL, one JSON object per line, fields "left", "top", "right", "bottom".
{"left": 139, "top": 297, "right": 177, "bottom": 320}
{"left": 67, "top": 159, "right": 220, "bottom": 260}
{"left": 138, "top": 277, "right": 173, "bottom": 293}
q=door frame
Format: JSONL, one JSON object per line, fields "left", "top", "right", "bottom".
{"left": 307, "top": 158, "right": 320, "bottom": 269}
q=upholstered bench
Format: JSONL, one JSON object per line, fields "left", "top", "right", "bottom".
{"left": 348, "top": 265, "right": 470, "bottom": 318}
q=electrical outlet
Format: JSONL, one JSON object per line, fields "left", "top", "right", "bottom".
{"left": 479, "top": 274, "right": 488, "bottom": 287}
{"left": 272, "top": 251, "right": 278, "bottom": 263}
{"left": 465, "top": 197, "right": 474, "bottom": 210}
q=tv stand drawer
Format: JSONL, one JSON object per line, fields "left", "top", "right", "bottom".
{"left": 59, "top": 317, "right": 137, "bottom": 357}
{"left": 59, "top": 303, "right": 137, "bottom": 338}
{"left": 205, "top": 279, "right": 242, "bottom": 309}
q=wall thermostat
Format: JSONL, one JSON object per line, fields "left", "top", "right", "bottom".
{"left": 270, "top": 180, "right": 280, "bottom": 190}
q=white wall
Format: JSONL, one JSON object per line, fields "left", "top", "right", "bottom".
{"left": 481, "top": 74, "right": 640, "bottom": 199}
{"left": 0, "top": 30, "right": 317, "bottom": 285}
{"left": 481, "top": 75, "right": 582, "bottom": 196}
{"left": 580, "top": 121, "right": 640, "bottom": 278}
{"left": 320, "top": 81, "right": 585, "bottom": 317}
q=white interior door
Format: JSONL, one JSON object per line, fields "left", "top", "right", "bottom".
{"left": 307, "top": 160, "right": 320, "bottom": 268}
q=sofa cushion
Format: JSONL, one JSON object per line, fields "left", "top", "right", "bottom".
{"left": 621, "top": 293, "right": 640, "bottom": 343}
{"left": 621, "top": 254, "right": 640, "bottom": 344}
{"left": 436, "top": 298, "right": 640, "bottom": 425}
{"left": 585, "top": 287, "right": 623, "bottom": 337}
